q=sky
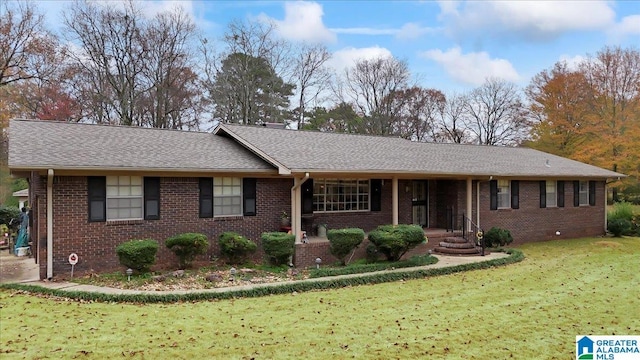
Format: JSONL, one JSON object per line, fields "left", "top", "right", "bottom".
{"left": 33, "top": 0, "right": 640, "bottom": 94}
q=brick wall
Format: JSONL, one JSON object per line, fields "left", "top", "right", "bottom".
{"left": 478, "top": 180, "right": 606, "bottom": 244}
{"left": 45, "top": 176, "right": 292, "bottom": 277}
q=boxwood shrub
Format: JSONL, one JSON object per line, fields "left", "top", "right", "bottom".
{"left": 483, "top": 227, "right": 514, "bottom": 247}
{"left": 368, "top": 224, "right": 426, "bottom": 261}
{"left": 219, "top": 232, "right": 257, "bottom": 264}
{"left": 327, "top": 228, "right": 365, "bottom": 265}
{"left": 115, "top": 239, "right": 159, "bottom": 272}
{"left": 261, "top": 232, "right": 295, "bottom": 266}
{"left": 166, "top": 233, "right": 209, "bottom": 269}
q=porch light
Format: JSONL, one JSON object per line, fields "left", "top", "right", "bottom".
{"left": 126, "top": 268, "right": 133, "bottom": 281}
{"left": 315, "top": 257, "right": 322, "bottom": 269}
{"left": 230, "top": 267, "right": 236, "bottom": 281}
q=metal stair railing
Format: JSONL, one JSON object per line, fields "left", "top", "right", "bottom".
{"left": 461, "top": 213, "right": 485, "bottom": 256}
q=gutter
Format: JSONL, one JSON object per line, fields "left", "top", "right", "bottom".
{"left": 47, "top": 169, "right": 54, "bottom": 279}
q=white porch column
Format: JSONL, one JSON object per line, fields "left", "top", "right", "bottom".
{"left": 47, "top": 169, "right": 54, "bottom": 279}
{"left": 466, "top": 177, "right": 473, "bottom": 228}
{"left": 291, "top": 178, "right": 302, "bottom": 244}
{"left": 392, "top": 178, "right": 399, "bottom": 225}
{"left": 604, "top": 182, "right": 608, "bottom": 233}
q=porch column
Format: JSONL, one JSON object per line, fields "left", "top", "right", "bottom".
{"left": 392, "top": 178, "right": 398, "bottom": 225}
{"left": 466, "top": 177, "right": 472, "bottom": 228}
{"left": 47, "top": 169, "right": 54, "bottom": 279}
{"left": 291, "top": 178, "right": 302, "bottom": 244}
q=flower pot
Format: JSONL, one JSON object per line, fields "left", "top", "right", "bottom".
{"left": 317, "top": 224, "right": 327, "bottom": 237}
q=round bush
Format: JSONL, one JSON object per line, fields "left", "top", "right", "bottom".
{"left": 116, "top": 239, "right": 159, "bottom": 272}
{"left": 261, "top": 232, "right": 295, "bottom": 266}
{"left": 607, "top": 218, "right": 632, "bottom": 237}
{"left": 483, "top": 227, "right": 514, "bottom": 247}
{"left": 327, "top": 228, "right": 365, "bottom": 265}
{"left": 219, "top": 232, "right": 257, "bottom": 264}
{"left": 368, "top": 224, "right": 426, "bottom": 261}
{"left": 166, "top": 233, "right": 209, "bottom": 269}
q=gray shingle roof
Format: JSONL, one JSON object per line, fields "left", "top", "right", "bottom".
{"left": 8, "top": 120, "right": 274, "bottom": 172}
{"left": 217, "top": 124, "right": 623, "bottom": 179}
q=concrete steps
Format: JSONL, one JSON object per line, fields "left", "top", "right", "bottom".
{"left": 432, "top": 236, "right": 483, "bottom": 256}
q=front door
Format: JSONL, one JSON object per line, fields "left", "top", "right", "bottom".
{"left": 412, "top": 181, "right": 428, "bottom": 227}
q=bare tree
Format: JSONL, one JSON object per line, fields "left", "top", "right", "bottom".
{"left": 463, "top": 78, "right": 530, "bottom": 146}
{"left": 0, "top": 1, "right": 61, "bottom": 87}
{"left": 436, "top": 93, "right": 470, "bottom": 143}
{"left": 291, "top": 43, "right": 331, "bottom": 126}
{"left": 387, "top": 87, "right": 445, "bottom": 141}
{"left": 343, "top": 56, "right": 410, "bottom": 135}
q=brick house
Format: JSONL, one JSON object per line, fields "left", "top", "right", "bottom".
{"left": 8, "top": 119, "right": 623, "bottom": 279}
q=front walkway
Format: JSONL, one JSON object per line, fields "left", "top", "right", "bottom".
{"left": 13, "top": 253, "right": 509, "bottom": 296}
{"left": 0, "top": 249, "right": 39, "bottom": 284}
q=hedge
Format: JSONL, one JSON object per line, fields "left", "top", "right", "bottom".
{"left": 261, "top": 232, "right": 295, "bottom": 266}
{"left": 115, "top": 239, "right": 159, "bottom": 272}
{"left": 368, "top": 224, "right": 427, "bottom": 261}
{"left": 0, "top": 249, "right": 524, "bottom": 304}
{"left": 327, "top": 228, "right": 365, "bottom": 265}
{"left": 166, "top": 233, "right": 209, "bottom": 269}
{"left": 219, "top": 232, "right": 257, "bottom": 264}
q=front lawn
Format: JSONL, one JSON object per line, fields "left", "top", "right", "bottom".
{"left": 1, "top": 237, "right": 638, "bottom": 359}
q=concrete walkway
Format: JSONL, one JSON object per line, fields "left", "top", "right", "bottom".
{"left": 7, "top": 253, "right": 509, "bottom": 296}
{"left": 0, "top": 249, "right": 40, "bottom": 284}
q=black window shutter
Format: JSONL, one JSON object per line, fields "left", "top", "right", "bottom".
{"left": 589, "top": 181, "right": 596, "bottom": 206}
{"left": 573, "top": 181, "right": 580, "bottom": 207}
{"left": 301, "top": 178, "right": 314, "bottom": 214}
{"left": 539, "top": 181, "right": 546, "bottom": 208}
{"left": 243, "top": 178, "right": 257, "bottom": 216}
{"left": 489, "top": 180, "right": 498, "bottom": 210}
{"left": 88, "top": 176, "right": 106, "bottom": 222}
{"left": 557, "top": 181, "right": 565, "bottom": 207}
{"left": 144, "top": 177, "right": 160, "bottom": 220}
{"left": 371, "top": 179, "right": 382, "bottom": 212}
{"left": 199, "top": 178, "right": 213, "bottom": 218}
{"left": 511, "top": 180, "right": 519, "bottom": 209}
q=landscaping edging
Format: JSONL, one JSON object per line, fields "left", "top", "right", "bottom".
{"left": 0, "top": 249, "right": 524, "bottom": 303}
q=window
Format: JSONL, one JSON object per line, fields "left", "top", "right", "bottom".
{"left": 579, "top": 181, "right": 589, "bottom": 205}
{"left": 106, "top": 176, "right": 143, "bottom": 220}
{"left": 214, "top": 177, "right": 242, "bottom": 216}
{"left": 497, "top": 180, "right": 510, "bottom": 209}
{"left": 313, "top": 179, "right": 369, "bottom": 212}
{"left": 546, "top": 181, "right": 557, "bottom": 207}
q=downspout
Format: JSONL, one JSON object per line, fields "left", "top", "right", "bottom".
{"left": 291, "top": 173, "right": 310, "bottom": 244}
{"left": 47, "top": 169, "right": 54, "bottom": 279}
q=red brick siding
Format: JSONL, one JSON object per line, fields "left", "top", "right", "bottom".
{"left": 478, "top": 180, "right": 606, "bottom": 244}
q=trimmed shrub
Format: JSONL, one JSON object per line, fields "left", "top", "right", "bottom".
{"left": 368, "top": 224, "right": 426, "bottom": 261}
{"left": 116, "top": 239, "right": 159, "bottom": 272}
{"left": 607, "top": 218, "right": 632, "bottom": 237}
{"left": 166, "top": 233, "right": 209, "bottom": 269}
{"left": 327, "top": 228, "right": 365, "bottom": 265}
{"left": 365, "top": 243, "right": 379, "bottom": 263}
{"left": 483, "top": 227, "right": 514, "bottom": 247}
{"left": 261, "top": 232, "right": 295, "bottom": 266}
{"left": 219, "top": 232, "right": 257, "bottom": 264}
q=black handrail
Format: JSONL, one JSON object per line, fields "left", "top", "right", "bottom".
{"left": 461, "top": 213, "right": 485, "bottom": 256}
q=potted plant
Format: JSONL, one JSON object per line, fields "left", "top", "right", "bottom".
{"left": 280, "top": 210, "right": 291, "bottom": 227}
{"left": 317, "top": 223, "right": 328, "bottom": 237}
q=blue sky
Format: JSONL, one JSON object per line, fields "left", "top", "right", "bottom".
{"left": 37, "top": 0, "right": 640, "bottom": 93}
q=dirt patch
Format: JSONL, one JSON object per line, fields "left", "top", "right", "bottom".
{"left": 593, "top": 241, "right": 622, "bottom": 248}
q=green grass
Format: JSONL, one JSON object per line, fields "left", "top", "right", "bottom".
{"left": 1, "top": 237, "right": 638, "bottom": 359}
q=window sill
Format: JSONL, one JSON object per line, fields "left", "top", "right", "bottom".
{"left": 214, "top": 215, "right": 243, "bottom": 221}
{"left": 106, "top": 219, "right": 144, "bottom": 225}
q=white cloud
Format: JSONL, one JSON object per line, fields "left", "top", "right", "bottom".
{"left": 609, "top": 15, "right": 640, "bottom": 37}
{"left": 421, "top": 47, "right": 520, "bottom": 86}
{"left": 327, "top": 46, "right": 393, "bottom": 73}
{"left": 262, "top": 1, "right": 336, "bottom": 43}
{"left": 396, "top": 23, "right": 437, "bottom": 40}
{"left": 558, "top": 54, "right": 586, "bottom": 71}
{"left": 438, "top": 0, "right": 615, "bottom": 40}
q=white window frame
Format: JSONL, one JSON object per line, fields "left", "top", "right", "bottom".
{"left": 546, "top": 181, "right": 557, "bottom": 207}
{"left": 579, "top": 180, "right": 589, "bottom": 206}
{"left": 213, "top": 177, "right": 242, "bottom": 216}
{"left": 313, "top": 179, "right": 370, "bottom": 212}
{"left": 497, "top": 180, "right": 511, "bottom": 209}
{"left": 106, "top": 176, "right": 143, "bottom": 220}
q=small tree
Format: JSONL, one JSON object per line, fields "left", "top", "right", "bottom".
{"left": 219, "top": 231, "right": 257, "bottom": 264}
{"left": 261, "top": 232, "right": 295, "bottom": 266}
{"left": 327, "top": 228, "right": 365, "bottom": 265}
{"left": 483, "top": 227, "right": 514, "bottom": 247}
{"left": 116, "top": 239, "right": 159, "bottom": 273}
{"left": 166, "top": 233, "right": 208, "bottom": 269}
{"left": 368, "top": 224, "right": 426, "bottom": 261}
